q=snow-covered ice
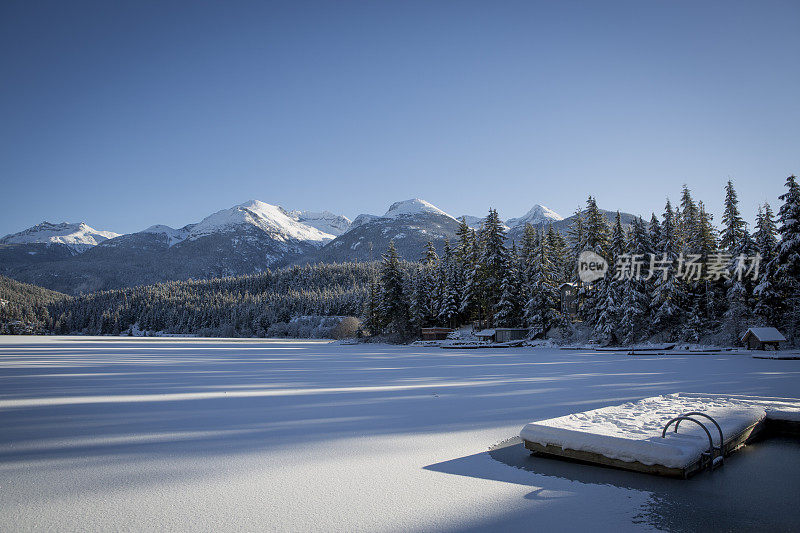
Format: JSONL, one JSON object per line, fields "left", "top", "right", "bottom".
{"left": 1, "top": 338, "right": 799, "bottom": 531}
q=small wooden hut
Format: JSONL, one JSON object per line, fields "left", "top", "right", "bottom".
{"left": 741, "top": 327, "right": 786, "bottom": 350}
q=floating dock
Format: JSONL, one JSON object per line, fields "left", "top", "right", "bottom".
{"left": 520, "top": 393, "right": 800, "bottom": 478}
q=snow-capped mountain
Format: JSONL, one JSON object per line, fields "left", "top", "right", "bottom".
{"left": 0, "top": 197, "right": 639, "bottom": 295}
{"left": 289, "top": 210, "right": 351, "bottom": 237}
{"left": 312, "top": 199, "right": 461, "bottom": 263}
{"left": 187, "top": 200, "right": 335, "bottom": 244}
{"left": 0, "top": 222, "right": 121, "bottom": 253}
{"left": 383, "top": 198, "right": 455, "bottom": 220}
{"left": 140, "top": 225, "right": 194, "bottom": 247}
{"left": 3, "top": 201, "right": 348, "bottom": 294}
{"left": 350, "top": 214, "right": 380, "bottom": 229}
{"left": 506, "top": 205, "right": 563, "bottom": 227}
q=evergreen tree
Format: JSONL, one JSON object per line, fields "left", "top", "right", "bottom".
{"left": 753, "top": 203, "right": 781, "bottom": 326}
{"left": 720, "top": 180, "right": 748, "bottom": 252}
{"left": 476, "top": 208, "right": 508, "bottom": 326}
{"left": 648, "top": 213, "right": 661, "bottom": 252}
{"left": 772, "top": 175, "right": 800, "bottom": 342}
{"left": 437, "top": 241, "right": 459, "bottom": 327}
{"left": 566, "top": 207, "right": 585, "bottom": 283}
{"left": 546, "top": 224, "right": 569, "bottom": 285}
{"left": 494, "top": 252, "right": 524, "bottom": 328}
{"left": 579, "top": 197, "right": 612, "bottom": 323}
{"left": 379, "top": 241, "right": 411, "bottom": 337}
{"left": 422, "top": 240, "right": 439, "bottom": 266}
{"left": 651, "top": 199, "right": 683, "bottom": 337}
{"left": 525, "top": 232, "right": 559, "bottom": 337}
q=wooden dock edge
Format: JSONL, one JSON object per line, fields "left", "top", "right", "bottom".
{"left": 522, "top": 417, "right": 768, "bottom": 479}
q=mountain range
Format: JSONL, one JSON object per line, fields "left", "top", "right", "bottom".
{"left": 0, "top": 198, "right": 638, "bottom": 294}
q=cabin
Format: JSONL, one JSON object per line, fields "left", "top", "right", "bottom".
{"left": 420, "top": 327, "right": 453, "bottom": 341}
{"left": 741, "top": 327, "right": 786, "bottom": 350}
{"left": 495, "top": 328, "right": 529, "bottom": 343}
{"left": 559, "top": 283, "right": 577, "bottom": 317}
{"left": 474, "top": 328, "right": 529, "bottom": 343}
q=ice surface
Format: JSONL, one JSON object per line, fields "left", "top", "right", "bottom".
{"left": 2, "top": 339, "right": 799, "bottom": 531}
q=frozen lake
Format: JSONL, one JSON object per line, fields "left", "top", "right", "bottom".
{"left": 1, "top": 337, "right": 799, "bottom": 531}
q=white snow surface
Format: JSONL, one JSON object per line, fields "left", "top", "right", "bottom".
{"left": 506, "top": 204, "right": 564, "bottom": 227}
{"left": 2, "top": 339, "right": 800, "bottom": 531}
{"left": 383, "top": 198, "right": 455, "bottom": 220}
{"left": 187, "top": 200, "right": 335, "bottom": 244}
{"left": 519, "top": 393, "right": 800, "bottom": 468}
{"left": 288, "top": 210, "right": 352, "bottom": 236}
{"left": 0, "top": 222, "right": 121, "bottom": 252}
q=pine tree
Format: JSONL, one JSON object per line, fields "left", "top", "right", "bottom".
{"left": 721, "top": 181, "right": 753, "bottom": 343}
{"left": 525, "top": 232, "right": 559, "bottom": 337}
{"left": 437, "top": 241, "right": 459, "bottom": 327}
{"left": 651, "top": 199, "right": 683, "bottom": 337}
{"left": 677, "top": 185, "right": 699, "bottom": 251}
{"left": 772, "top": 175, "right": 800, "bottom": 342}
{"left": 648, "top": 213, "right": 661, "bottom": 252}
{"left": 476, "top": 208, "right": 508, "bottom": 326}
{"left": 494, "top": 253, "right": 523, "bottom": 328}
{"left": 618, "top": 217, "right": 652, "bottom": 344}
{"left": 584, "top": 197, "right": 612, "bottom": 257}
{"left": 566, "top": 207, "right": 585, "bottom": 284}
{"left": 579, "top": 197, "right": 612, "bottom": 324}
{"left": 459, "top": 228, "right": 480, "bottom": 321}
{"left": 422, "top": 240, "right": 439, "bottom": 266}
{"left": 753, "top": 203, "right": 781, "bottom": 326}
{"left": 546, "top": 224, "right": 569, "bottom": 285}
{"left": 720, "top": 180, "right": 748, "bottom": 252}
{"left": 379, "top": 241, "right": 411, "bottom": 338}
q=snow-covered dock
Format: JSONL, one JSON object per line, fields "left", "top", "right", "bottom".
{"left": 520, "top": 393, "right": 800, "bottom": 478}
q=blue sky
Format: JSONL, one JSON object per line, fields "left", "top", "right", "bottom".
{"left": 1, "top": 0, "right": 798, "bottom": 236}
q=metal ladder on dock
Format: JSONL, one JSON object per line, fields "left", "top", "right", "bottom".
{"left": 662, "top": 412, "right": 725, "bottom": 475}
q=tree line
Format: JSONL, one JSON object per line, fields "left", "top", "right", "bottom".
{"left": 2, "top": 175, "right": 798, "bottom": 345}
{"left": 366, "top": 175, "right": 800, "bottom": 345}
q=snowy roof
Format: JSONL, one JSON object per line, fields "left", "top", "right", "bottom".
{"left": 742, "top": 327, "right": 786, "bottom": 343}
{"left": 475, "top": 329, "right": 496, "bottom": 337}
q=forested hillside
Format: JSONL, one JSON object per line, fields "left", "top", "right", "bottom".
{"left": 47, "top": 262, "right": 380, "bottom": 337}
{"left": 0, "top": 276, "right": 67, "bottom": 333}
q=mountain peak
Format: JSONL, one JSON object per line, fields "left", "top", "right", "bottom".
{"left": 187, "top": 200, "right": 335, "bottom": 244}
{"left": 288, "top": 209, "right": 352, "bottom": 237}
{"left": 0, "top": 221, "right": 121, "bottom": 252}
{"left": 384, "top": 199, "right": 453, "bottom": 219}
{"left": 507, "top": 204, "right": 563, "bottom": 227}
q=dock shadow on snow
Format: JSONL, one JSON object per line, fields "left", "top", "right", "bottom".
{"left": 425, "top": 436, "right": 800, "bottom": 532}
